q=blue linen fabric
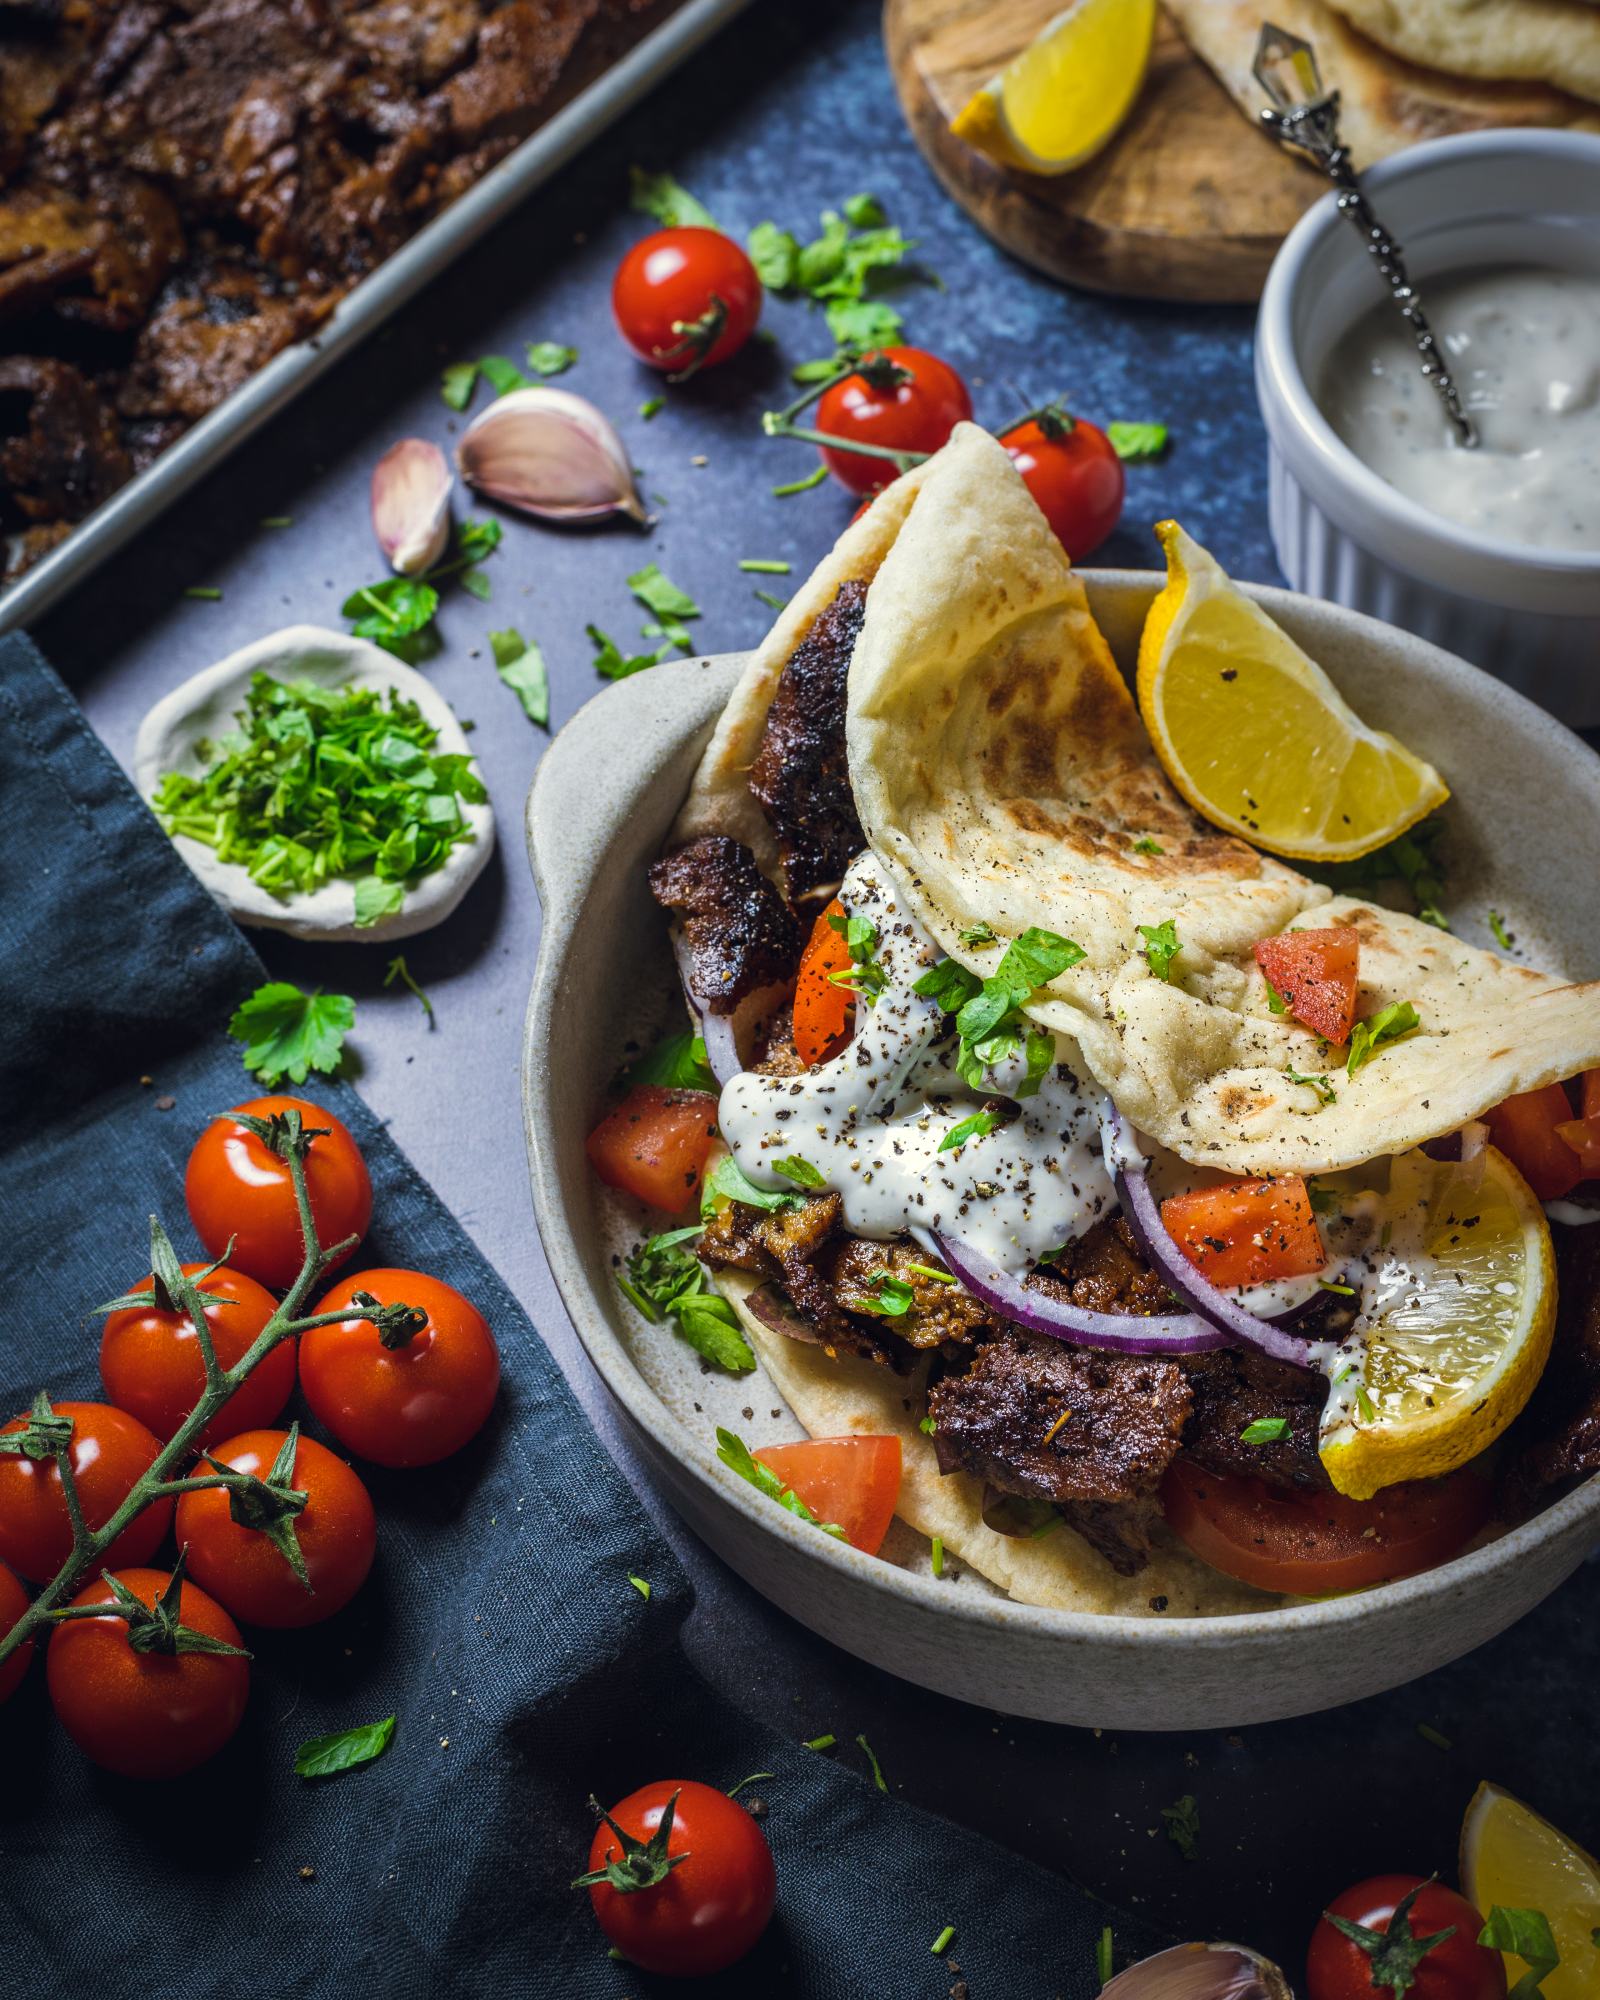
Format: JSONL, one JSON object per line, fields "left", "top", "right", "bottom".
{"left": 0, "top": 632, "right": 1164, "bottom": 1999}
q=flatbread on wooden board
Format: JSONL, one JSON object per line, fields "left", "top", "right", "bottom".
{"left": 1325, "top": 0, "right": 1600, "bottom": 107}
{"left": 1167, "top": 0, "right": 1600, "bottom": 161}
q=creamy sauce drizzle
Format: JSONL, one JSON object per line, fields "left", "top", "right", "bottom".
{"left": 718, "top": 855, "right": 1114, "bottom": 1274}
{"left": 1319, "top": 265, "right": 1600, "bottom": 553}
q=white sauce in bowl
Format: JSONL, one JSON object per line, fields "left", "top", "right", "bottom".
{"left": 1318, "top": 266, "right": 1600, "bottom": 553}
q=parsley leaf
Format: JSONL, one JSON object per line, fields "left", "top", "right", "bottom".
{"left": 1489, "top": 910, "right": 1515, "bottom": 952}
{"left": 849, "top": 1270, "right": 916, "bottom": 1316}
{"left": 295, "top": 1715, "right": 395, "bottom": 1779}
{"left": 617, "top": 1032, "right": 716, "bottom": 1093}
{"left": 826, "top": 907, "right": 887, "bottom": 1001}
{"left": 1316, "top": 816, "right": 1450, "bottom": 930}
{"left": 747, "top": 220, "right": 800, "bottom": 289}
{"left": 638, "top": 396, "right": 665, "bottom": 420}
{"left": 940, "top": 1109, "right": 999, "bottom": 1153}
{"left": 620, "top": 1227, "right": 754, "bottom": 1374}
{"left": 917, "top": 928, "right": 1082, "bottom": 1097}
{"left": 959, "top": 921, "right": 996, "bottom": 946}
{"left": 1132, "top": 835, "right": 1164, "bottom": 856}
{"left": 627, "top": 562, "right": 700, "bottom": 648}
{"left": 476, "top": 353, "right": 529, "bottom": 398}
{"left": 489, "top": 627, "right": 549, "bottom": 727}
{"left": 1347, "top": 1000, "right": 1421, "bottom": 1076}
{"left": 525, "top": 341, "right": 576, "bottom": 377}
{"left": 229, "top": 982, "right": 354, "bottom": 1086}
{"left": 825, "top": 297, "right": 904, "bottom": 350}
{"left": 772, "top": 1156, "right": 825, "bottom": 1188}
{"left": 1286, "top": 1064, "right": 1337, "bottom": 1106}
{"left": 629, "top": 167, "right": 717, "bottom": 231}
{"left": 1240, "top": 1416, "right": 1291, "bottom": 1443}
{"left": 1160, "top": 1793, "right": 1200, "bottom": 1862}
{"left": 843, "top": 192, "right": 886, "bottom": 227}
{"left": 441, "top": 361, "right": 478, "bottom": 410}
{"left": 1478, "top": 1907, "right": 1560, "bottom": 2000}
{"left": 1107, "top": 421, "right": 1169, "bottom": 461}
{"left": 1138, "top": 919, "right": 1181, "bottom": 983}
{"left": 383, "top": 954, "right": 433, "bottom": 1022}
{"left": 716, "top": 1427, "right": 846, "bottom": 1538}
{"left": 701, "top": 1154, "right": 805, "bottom": 1216}
{"left": 588, "top": 624, "right": 672, "bottom": 681}
{"left": 343, "top": 519, "right": 502, "bottom": 660}
{"left": 355, "top": 877, "right": 405, "bottom": 927}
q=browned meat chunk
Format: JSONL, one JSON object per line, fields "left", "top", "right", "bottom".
{"left": 342, "top": 0, "right": 483, "bottom": 88}
{"left": 700, "top": 1190, "right": 885, "bottom": 1358}
{"left": 118, "top": 254, "right": 331, "bottom": 423}
{"left": 0, "top": 176, "right": 182, "bottom": 330}
{"left": 747, "top": 578, "right": 868, "bottom": 906}
{"left": 752, "top": 1004, "right": 807, "bottom": 1078}
{"left": 0, "top": 356, "right": 129, "bottom": 523}
{"left": 928, "top": 1334, "right": 1192, "bottom": 1508}
{"left": 1056, "top": 1496, "right": 1164, "bottom": 1578}
{"left": 1180, "top": 1347, "right": 1330, "bottom": 1491}
{"left": 433, "top": 0, "right": 596, "bottom": 150}
{"left": 1506, "top": 1223, "right": 1600, "bottom": 1510}
{"left": 649, "top": 835, "right": 800, "bottom": 1018}
{"left": 830, "top": 1237, "right": 989, "bottom": 1352}
{"left": 1027, "top": 1216, "right": 1174, "bottom": 1319}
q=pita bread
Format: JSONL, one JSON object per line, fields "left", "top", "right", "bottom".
{"left": 1325, "top": 0, "right": 1600, "bottom": 107}
{"left": 1167, "top": 0, "right": 1600, "bottom": 160}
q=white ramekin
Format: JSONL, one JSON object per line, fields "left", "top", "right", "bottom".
{"left": 1256, "top": 130, "right": 1600, "bottom": 723}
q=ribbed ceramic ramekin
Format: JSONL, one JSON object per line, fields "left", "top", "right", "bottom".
{"left": 1256, "top": 131, "right": 1600, "bottom": 724}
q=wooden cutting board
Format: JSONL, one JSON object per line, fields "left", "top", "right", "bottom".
{"left": 885, "top": 0, "right": 1324, "bottom": 301}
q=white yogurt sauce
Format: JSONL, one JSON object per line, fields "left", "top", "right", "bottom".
{"left": 1319, "top": 265, "right": 1600, "bottom": 552}
{"left": 717, "top": 854, "right": 1114, "bottom": 1275}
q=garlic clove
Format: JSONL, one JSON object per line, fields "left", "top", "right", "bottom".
{"left": 372, "top": 438, "right": 453, "bottom": 575}
{"left": 455, "top": 386, "right": 648, "bottom": 525}
{"left": 1100, "top": 1943, "right": 1294, "bottom": 2000}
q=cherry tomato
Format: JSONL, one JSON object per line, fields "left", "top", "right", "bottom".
{"left": 176, "top": 1428, "right": 376, "bottom": 1628}
{"left": 999, "top": 412, "right": 1125, "bottom": 560}
{"left": 47, "top": 1566, "right": 249, "bottom": 1779}
{"left": 0, "top": 1563, "right": 33, "bottom": 1704}
{"left": 815, "top": 347, "right": 972, "bottom": 496}
{"left": 0, "top": 1401, "right": 172, "bottom": 1584}
{"left": 1255, "top": 927, "right": 1360, "bottom": 1046}
{"left": 584, "top": 1779, "right": 776, "bottom": 1977}
{"left": 753, "top": 1436, "right": 902, "bottom": 1556}
{"left": 301, "top": 1268, "right": 500, "bottom": 1467}
{"left": 1308, "top": 1875, "right": 1506, "bottom": 2000}
{"left": 793, "top": 898, "right": 854, "bottom": 1065}
{"left": 1160, "top": 1175, "right": 1326, "bottom": 1289}
{"left": 586, "top": 1085, "right": 721, "bottom": 1212}
{"left": 1161, "top": 1459, "right": 1492, "bottom": 1597}
{"left": 1484, "top": 1083, "right": 1584, "bottom": 1201}
{"left": 612, "top": 227, "right": 761, "bottom": 374}
{"left": 186, "top": 1095, "right": 372, "bottom": 1290}
{"left": 100, "top": 1262, "right": 293, "bottom": 1445}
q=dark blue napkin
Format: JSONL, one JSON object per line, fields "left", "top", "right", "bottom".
{"left": 0, "top": 632, "right": 1164, "bottom": 1999}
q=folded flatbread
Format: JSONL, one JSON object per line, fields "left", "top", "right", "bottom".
{"left": 1323, "top": 0, "right": 1600, "bottom": 107}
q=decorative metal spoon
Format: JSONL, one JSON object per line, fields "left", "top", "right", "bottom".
{"left": 1252, "top": 21, "right": 1477, "bottom": 448}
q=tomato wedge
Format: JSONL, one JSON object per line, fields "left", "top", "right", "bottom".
{"left": 1254, "top": 927, "right": 1359, "bottom": 1045}
{"left": 1551, "top": 1067, "right": 1600, "bottom": 1180}
{"left": 1160, "top": 1175, "right": 1325, "bottom": 1288}
{"left": 1484, "top": 1082, "right": 1583, "bottom": 1200}
{"left": 793, "top": 898, "right": 853, "bottom": 1065}
{"left": 1161, "top": 1459, "right": 1492, "bottom": 1596}
{"left": 753, "top": 1436, "right": 901, "bottom": 1556}
{"left": 586, "top": 1085, "right": 719, "bottom": 1212}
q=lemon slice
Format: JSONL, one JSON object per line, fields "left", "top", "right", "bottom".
{"left": 1137, "top": 522, "right": 1449, "bottom": 862}
{"left": 1318, "top": 1147, "right": 1554, "bottom": 1500}
{"left": 1461, "top": 1783, "right": 1600, "bottom": 2000}
{"left": 949, "top": 0, "right": 1156, "bottom": 176}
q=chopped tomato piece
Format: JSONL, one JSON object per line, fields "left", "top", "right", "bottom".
{"left": 753, "top": 1435, "right": 901, "bottom": 1556}
{"left": 1161, "top": 1459, "right": 1491, "bottom": 1596}
{"left": 1557, "top": 1067, "right": 1600, "bottom": 1180}
{"left": 793, "top": 898, "right": 853, "bottom": 1066}
{"left": 1161, "top": 1175, "right": 1325, "bottom": 1289}
{"left": 586, "top": 1084, "right": 719, "bottom": 1212}
{"left": 1253, "top": 927, "right": 1359, "bottom": 1045}
{"left": 1484, "top": 1082, "right": 1583, "bottom": 1200}
{"left": 1583, "top": 1068, "right": 1600, "bottom": 1121}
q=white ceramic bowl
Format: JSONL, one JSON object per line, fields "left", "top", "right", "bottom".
{"left": 1256, "top": 131, "right": 1600, "bottom": 724}
{"left": 522, "top": 575, "right": 1600, "bottom": 1731}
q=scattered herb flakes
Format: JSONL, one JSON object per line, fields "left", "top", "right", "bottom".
{"left": 1097, "top": 1926, "right": 1115, "bottom": 1987}
{"left": 1318, "top": 1278, "right": 1356, "bottom": 1296}
{"left": 844, "top": 192, "right": 886, "bottom": 227}
{"left": 627, "top": 1574, "right": 651, "bottom": 1600}
{"left": 621, "top": 1228, "right": 755, "bottom": 1375}
{"left": 343, "top": 518, "right": 502, "bottom": 661}
{"left": 184, "top": 586, "right": 223, "bottom": 600}
{"left": 930, "top": 1535, "right": 944, "bottom": 1579}
{"left": 476, "top": 353, "right": 528, "bottom": 397}
{"left": 1317, "top": 816, "right": 1449, "bottom": 929}
{"left": 1240, "top": 1416, "right": 1291, "bottom": 1444}
{"left": 229, "top": 981, "right": 354, "bottom": 1086}
{"left": 627, "top": 561, "right": 700, "bottom": 653}
{"left": 930, "top": 1925, "right": 955, "bottom": 1957}
{"left": 1265, "top": 981, "right": 1289, "bottom": 1016}
{"left": 916, "top": 927, "right": 1083, "bottom": 1097}
{"left": 1416, "top": 1721, "right": 1453, "bottom": 1751}
{"left": 1355, "top": 1383, "right": 1378, "bottom": 1424}
{"left": 771, "top": 1155, "right": 825, "bottom": 1188}
{"left": 617, "top": 1032, "right": 716, "bottom": 1094}
{"left": 746, "top": 219, "right": 800, "bottom": 290}
{"left": 1477, "top": 1906, "right": 1560, "bottom": 1999}
{"left": 1132, "top": 835, "right": 1164, "bottom": 856}
{"left": 702, "top": 1153, "right": 804, "bottom": 1216}
{"left": 489, "top": 627, "right": 550, "bottom": 727}
{"left": 738, "top": 558, "right": 792, "bottom": 574}
{"left": 773, "top": 464, "right": 828, "bottom": 497}
{"left": 383, "top": 954, "right": 434, "bottom": 1023}
{"left": 1107, "top": 420, "right": 1169, "bottom": 461}
{"left": 1306, "top": 1179, "right": 1340, "bottom": 1215}
{"left": 588, "top": 624, "right": 671, "bottom": 681}
{"left": 1286, "top": 1064, "right": 1337, "bottom": 1107}
{"left": 629, "top": 166, "right": 716, "bottom": 231}
{"left": 260, "top": 515, "right": 293, "bottom": 529}
{"left": 752, "top": 589, "right": 789, "bottom": 611}
{"left": 803, "top": 1732, "right": 836, "bottom": 1751}
{"left": 1138, "top": 918, "right": 1181, "bottom": 983}
{"left": 856, "top": 1733, "right": 888, "bottom": 1793}
{"left": 1489, "top": 910, "right": 1515, "bottom": 951}
{"left": 849, "top": 1271, "right": 916, "bottom": 1317}
{"left": 441, "top": 361, "right": 478, "bottom": 410}
{"left": 907, "top": 1262, "right": 956, "bottom": 1284}
{"left": 918, "top": 1415, "right": 937, "bottom": 1435}
{"left": 1160, "top": 1793, "right": 1200, "bottom": 1861}
{"left": 716, "top": 1426, "right": 846, "bottom": 1538}
{"left": 294, "top": 1715, "right": 396, "bottom": 1779}
{"left": 939, "top": 1109, "right": 999, "bottom": 1154}
{"left": 959, "top": 920, "right": 996, "bottom": 946}
{"left": 790, "top": 354, "right": 846, "bottom": 385}
{"left": 638, "top": 396, "right": 665, "bottom": 421}
{"left": 525, "top": 340, "right": 576, "bottom": 377}
{"left": 1347, "top": 1000, "right": 1421, "bottom": 1076}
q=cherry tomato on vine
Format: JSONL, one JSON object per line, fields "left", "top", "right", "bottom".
{"left": 0, "top": 1401, "right": 172, "bottom": 1584}
{"left": 612, "top": 227, "right": 762, "bottom": 374}
{"left": 1308, "top": 1875, "right": 1506, "bottom": 2000}
{"left": 177, "top": 1428, "right": 377, "bottom": 1629}
{"left": 47, "top": 1566, "right": 249, "bottom": 1779}
{"left": 100, "top": 1262, "right": 293, "bottom": 1445}
{"left": 0, "top": 1563, "right": 33, "bottom": 1704}
{"left": 301, "top": 1269, "right": 500, "bottom": 1468}
{"left": 998, "top": 410, "right": 1125, "bottom": 560}
{"left": 186, "top": 1095, "right": 372, "bottom": 1290}
{"left": 815, "top": 346, "right": 972, "bottom": 495}
{"left": 580, "top": 1779, "right": 776, "bottom": 1977}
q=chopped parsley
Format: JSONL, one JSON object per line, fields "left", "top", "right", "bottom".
{"left": 803, "top": 1733, "right": 836, "bottom": 1751}
{"left": 1476, "top": 1907, "right": 1560, "bottom": 1999}
{"left": 638, "top": 396, "right": 665, "bottom": 420}
{"left": 1318, "top": 1278, "right": 1356, "bottom": 1296}
{"left": 1138, "top": 918, "right": 1181, "bottom": 983}
{"left": 1160, "top": 1793, "right": 1200, "bottom": 1862}
{"left": 716, "top": 1427, "right": 846, "bottom": 1537}
{"left": 229, "top": 981, "right": 354, "bottom": 1086}
{"left": 1355, "top": 1384, "right": 1378, "bottom": 1424}
{"left": 588, "top": 624, "right": 672, "bottom": 681}
{"left": 1286, "top": 1065, "right": 1337, "bottom": 1106}
{"left": 525, "top": 340, "right": 576, "bottom": 377}
{"left": 753, "top": 588, "right": 789, "bottom": 611}
{"left": 1317, "top": 816, "right": 1449, "bottom": 929}
{"left": 959, "top": 920, "right": 996, "bottom": 946}
{"left": 931, "top": 1924, "right": 955, "bottom": 1956}
{"left": 913, "top": 926, "right": 1083, "bottom": 1097}
{"left": 441, "top": 361, "right": 478, "bottom": 410}
{"left": 1132, "top": 835, "right": 1164, "bottom": 856}
{"left": 1240, "top": 1416, "right": 1291, "bottom": 1444}
{"left": 1489, "top": 910, "right": 1515, "bottom": 952}
{"left": 383, "top": 955, "right": 433, "bottom": 1023}
{"left": 627, "top": 1574, "right": 650, "bottom": 1600}
{"left": 850, "top": 1271, "right": 916, "bottom": 1317}
{"left": 1265, "top": 980, "right": 1289, "bottom": 1015}
{"left": 1098, "top": 1928, "right": 1115, "bottom": 1987}
{"left": 630, "top": 167, "right": 717, "bottom": 231}
{"left": 184, "top": 585, "right": 223, "bottom": 601}
{"left": 620, "top": 1227, "right": 755, "bottom": 1374}
{"left": 701, "top": 1154, "right": 804, "bottom": 1216}
{"left": 489, "top": 628, "right": 549, "bottom": 727}
{"left": 907, "top": 1262, "right": 956, "bottom": 1284}
{"left": 154, "top": 673, "right": 485, "bottom": 914}
{"left": 1347, "top": 1000, "right": 1421, "bottom": 1076}
{"left": 616, "top": 1031, "right": 716, "bottom": 1093}
{"left": 856, "top": 1733, "right": 889, "bottom": 1792}
{"left": 940, "top": 1109, "right": 999, "bottom": 1153}
{"left": 1107, "top": 421, "right": 1169, "bottom": 461}
{"left": 772, "top": 1155, "right": 825, "bottom": 1188}
{"left": 826, "top": 908, "right": 887, "bottom": 1001}
{"left": 294, "top": 1715, "right": 396, "bottom": 1779}
{"left": 343, "top": 518, "right": 503, "bottom": 659}
{"left": 628, "top": 562, "right": 700, "bottom": 653}
{"left": 930, "top": 1536, "right": 944, "bottom": 1579}
{"left": 1416, "top": 1722, "right": 1453, "bottom": 1751}
{"left": 738, "top": 558, "right": 791, "bottom": 574}
{"left": 747, "top": 194, "right": 927, "bottom": 356}
{"left": 919, "top": 1415, "right": 937, "bottom": 1434}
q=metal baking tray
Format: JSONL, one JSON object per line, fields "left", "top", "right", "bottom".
{"left": 0, "top": 0, "right": 752, "bottom": 636}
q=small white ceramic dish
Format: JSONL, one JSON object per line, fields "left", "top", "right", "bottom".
{"left": 1256, "top": 130, "right": 1600, "bottom": 724}
{"left": 134, "top": 624, "right": 494, "bottom": 943}
{"left": 523, "top": 577, "right": 1600, "bottom": 1729}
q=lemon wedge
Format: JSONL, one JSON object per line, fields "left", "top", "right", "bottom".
{"left": 1318, "top": 1147, "right": 1555, "bottom": 1500}
{"left": 1461, "top": 1783, "right": 1600, "bottom": 2000}
{"left": 949, "top": 0, "right": 1156, "bottom": 177}
{"left": 1137, "top": 522, "right": 1449, "bottom": 862}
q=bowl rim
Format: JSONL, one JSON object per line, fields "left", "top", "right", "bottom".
{"left": 523, "top": 574, "right": 1600, "bottom": 1653}
{"left": 1256, "top": 127, "right": 1600, "bottom": 591}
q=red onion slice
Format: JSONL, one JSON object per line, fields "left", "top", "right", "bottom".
{"left": 932, "top": 1230, "right": 1228, "bottom": 1356}
{"left": 1101, "top": 1101, "right": 1335, "bottom": 1371}
{"left": 668, "top": 930, "right": 789, "bottom": 1088}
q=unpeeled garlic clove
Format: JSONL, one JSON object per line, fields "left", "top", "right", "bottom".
{"left": 455, "top": 386, "right": 648, "bottom": 524}
{"left": 372, "top": 438, "right": 453, "bottom": 574}
{"left": 1100, "top": 1943, "right": 1293, "bottom": 2000}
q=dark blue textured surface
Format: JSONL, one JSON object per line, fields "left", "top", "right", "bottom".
{"left": 31, "top": 0, "right": 1600, "bottom": 1982}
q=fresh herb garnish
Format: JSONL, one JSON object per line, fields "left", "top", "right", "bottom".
{"left": 1240, "top": 1416, "right": 1291, "bottom": 1444}
{"left": 1355, "top": 1384, "right": 1378, "bottom": 1423}
{"left": 772, "top": 1155, "right": 825, "bottom": 1188}
{"left": 184, "top": 585, "right": 223, "bottom": 601}
{"left": 849, "top": 1271, "right": 916, "bottom": 1317}
{"left": 630, "top": 167, "right": 716, "bottom": 230}
{"left": 940, "top": 1109, "right": 999, "bottom": 1153}
{"left": 826, "top": 908, "right": 887, "bottom": 1001}
{"left": 260, "top": 516, "right": 293, "bottom": 529}
{"left": 1489, "top": 910, "right": 1515, "bottom": 952}
{"left": 620, "top": 1227, "right": 755, "bottom": 1374}
{"left": 1318, "top": 1278, "right": 1357, "bottom": 1296}
{"left": 1317, "top": 816, "right": 1450, "bottom": 929}
{"left": 856, "top": 1733, "right": 888, "bottom": 1792}
{"left": 441, "top": 361, "right": 478, "bottom": 410}
{"left": 919, "top": 1415, "right": 937, "bottom": 1434}
{"left": 907, "top": 1262, "right": 956, "bottom": 1284}
{"left": 343, "top": 518, "right": 503, "bottom": 659}
{"left": 1265, "top": 980, "right": 1289, "bottom": 1015}
{"left": 638, "top": 396, "right": 665, "bottom": 420}
{"left": 748, "top": 195, "right": 925, "bottom": 355}
{"left": 1325, "top": 1878, "right": 1460, "bottom": 1998}
{"left": 738, "top": 558, "right": 792, "bottom": 574}
{"left": 1107, "top": 421, "right": 1169, "bottom": 461}
{"left": 773, "top": 465, "right": 829, "bottom": 497}
{"left": 588, "top": 624, "right": 672, "bottom": 681}
{"left": 803, "top": 1733, "right": 836, "bottom": 1751}
{"left": 931, "top": 1923, "right": 955, "bottom": 1955}
{"left": 716, "top": 1426, "right": 846, "bottom": 1537}
{"left": 229, "top": 981, "right": 354, "bottom": 1086}
{"left": 627, "top": 562, "right": 700, "bottom": 653}
{"left": 627, "top": 1574, "right": 650, "bottom": 1600}
{"left": 959, "top": 920, "right": 996, "bottom": 946}
{"left": 930, "top": 1536, "right": 944, "bottom": 1579}
{"left": 914, "top": 927, "right": 1083, "bottom": 1096}
{"left": 384, "top": 955, "right": 434, "bottom": 1023}
{"left": 294, "top": 1715, "right": 395, "bottom": 1779}
{"left": 1132, "top": 835, "right": 1164, "bottom": 855}
{"left": 488, "top": 627, "right": 549, "bottom": 727}
{"left": 1138, "top": 919, "right": 1181, "bottom": 983}
{"left": 1097, "top": 1927, "right": 1115, "bottom": 1986}
{"left": 525, "top": 340, "right": 576, "bottom": 377}
{"left": 753, "top": 588, "right": 789, "bottom": 611}
{"left": 1478, "top": 1907, "right": 1560, "bottom": 1999}
{"left": 1160, "top": 1794, "right": 1200, "bottom": 1861}
{"left": 1416, "top": 1722, "right": 1453, "bottom": 1751}
{"left": 701, "top": 1154, "right": 805, "bottom": 1216}
{"left": 1286, "top": 1065, "right": 1337, "bottom": 1106}
{"left": 1347, "top": 1000, "right": 1421, "bottom": 1076}
{"left": 616, "top": 1031, "right": 716, "bottom": 1094}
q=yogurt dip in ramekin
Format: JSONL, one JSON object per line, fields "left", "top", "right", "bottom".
{"left": 1256, "top": 131, "right": 1600, "bottom": 723}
